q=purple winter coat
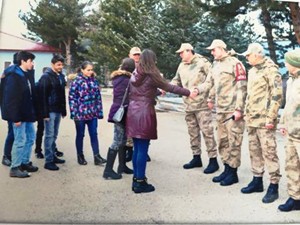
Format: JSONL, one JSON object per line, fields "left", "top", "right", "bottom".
{"left": 126, "top": 69, "right": 190, "bottom": 140}
{"left": 108, "top": 70, "right": 131, "bottom": 123}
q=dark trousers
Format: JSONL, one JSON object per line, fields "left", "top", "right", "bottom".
{"left": 35, "top": 119, "right": 44, "bottom": 152}
{"left": 75, "top": 118, "right": 100, "bottom": 155}
{"left": 132, "top": 138, "right": 150, "bottom": 179}
{"left": 3, "top": 121, "right": 14, "bottom": 159}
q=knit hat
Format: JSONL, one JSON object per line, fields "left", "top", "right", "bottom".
{"left": 284, "top": 49, "right": 300, "bottom": 68}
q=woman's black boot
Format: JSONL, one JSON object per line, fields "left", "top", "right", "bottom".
{"left": 118, "top": 147, "right": 133, "bottom": 174}
{"left": 133, "top": 178, "right": 155, "bottom": 194}
{"left": 77, "top": 154, "right": 87, "bottom": 165}
{"left": 94, "top": 154, "right": 107, "bottom": 165}
{"left": 125, "top": 146, "right": 133, "bottom": 162}
{"left": 103, "top": 148, "right": 122, "bottom": 180}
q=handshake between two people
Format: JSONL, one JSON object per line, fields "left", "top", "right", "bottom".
{"left": 157, "top": 87, "right": 199, "bottom": 98}
{"left": 189, "top": 88, "right": 199, "bottom": 98}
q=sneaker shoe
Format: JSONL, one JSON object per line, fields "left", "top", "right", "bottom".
{"left": 44, "top": 162, "right": 59, "bottom": 171}
{"left": 21, "top": 162, "right": 39, "bottom": 172}
{"left": 55, "top": 148, "right": 64, "bottom": 157}
{"left": 35, "top": 152, "right": 44, "bottom": 159}
{"left": 10, "top": 166, "right": 30, "bottom": 178}
{"left": 2, "top": 155, "right": 11, "bottom": 167}
{"left": 53, "top": 156, "right": 65, "bottom": 164}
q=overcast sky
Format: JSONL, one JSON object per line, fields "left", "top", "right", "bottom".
{"left": 0, "top": 0, "right": 99, "bottom": 38}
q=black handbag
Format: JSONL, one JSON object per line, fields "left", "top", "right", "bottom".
{"left": 113, "top": 81, "right": 130, "bottom": 123}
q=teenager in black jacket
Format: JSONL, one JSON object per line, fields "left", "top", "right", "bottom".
{"left": 38, "top": 55, "right": 67, "bottom": 171}
{"left": 1, "top": 51, "right": 38, "bottom": 178}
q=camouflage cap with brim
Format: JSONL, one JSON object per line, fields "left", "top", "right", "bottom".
{"left": 176, "top": 43, "right": 194, "bottom": 53}
{"left": 206, "top": 39, "right": 227, "bottom": 50}
{"left": 241, "top": 43, "right": 264, "bottom": 56}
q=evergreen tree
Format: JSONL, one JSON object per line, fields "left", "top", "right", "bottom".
{"left": 20, "top": 0, "right": 94, "bottom": 71}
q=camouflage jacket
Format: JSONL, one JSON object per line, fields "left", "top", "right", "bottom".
{"left": 245, "top": 57, "right": 282, "bottom": 128}
{"left": 279, "top": 71, "right": 300, "bottom": 140}
{"left": 199, "top": 54, "right": 247, "bottom": 113}
{"left": 171, "top": 54, "right": 211, "bottom": 112}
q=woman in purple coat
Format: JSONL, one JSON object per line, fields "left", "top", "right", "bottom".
{"left": 127, "top": 49, "right": 195, "bottom": 193}
{"left": 103, "top": 58, "right": 135, "bottom": 179}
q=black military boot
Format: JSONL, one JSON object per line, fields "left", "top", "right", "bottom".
{"left": 133, "top": 178, "right": 155, "bottom": 194}
{"left": 118, "top": 147, "right": 133, "bottom": 174}
{"left": 183, "top": 155, "right": 202, "bottom": 169}
{"left": 204, "top": 157, "right": 219, "bottom": 174}
{"left": 125, "top": 146, "right": 133, "bottom": 162}
{"left": 220, "top": 166, "right": 238, "bottom": 186}
{"left": 278, "top": 197, "right": 300, "bottom": 212}
{"left": 77, "top": 154, "right": 87, "bottom": 165}
{"left": 103, "top": 148, "right": 122, "bottom": 180}
{"left": 241, "top": 177, "right": 264, "bottom": 194}
{"left": 212, "top": 163, "right": 229, "bottom": 182}
{"left": 262, "top": 183, "right": 279, "bottom": 203}
{"left": 94, "top": 154, "right": 107, "bottom": 165}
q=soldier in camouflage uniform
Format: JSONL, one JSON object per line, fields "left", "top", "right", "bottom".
{"left": 278, "top": 49, "right": 300, "bottom": 212}
{"left": 198, "top": 39, "right": 247, "bottom": 186}
{"left": 171, "top": 43, "right": 218, "bottom": 174}
{"left": 241, "top": 43, "right": 282, "bottom": 204}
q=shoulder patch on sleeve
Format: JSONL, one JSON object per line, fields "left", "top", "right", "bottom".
{"left": 235, "top": 62, "right": 247, "bottom": 81}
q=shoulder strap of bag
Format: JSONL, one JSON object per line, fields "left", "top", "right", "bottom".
{"left": 120, "top": 80, "right": 130, "bottom": 106}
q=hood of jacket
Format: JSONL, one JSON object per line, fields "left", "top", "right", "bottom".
{"left": 110, "top": 70, "right": 132, "bottom": 79}
{"left": 3, "top": 64, "right": 24, "bottom": 77}
{"left": 43, "top": 67, "right": 57, "bottom": 76}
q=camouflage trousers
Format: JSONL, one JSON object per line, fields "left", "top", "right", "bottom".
{"left": 185, "top": 110, "right": 217, "bottom": 158}
{"left": 247, "top": 127, "right": 281, "bottom": 184}
{"left": 216, "top": 113, "right": 245, "bottom": 168}
{"left": 285, "top": 137, "right": 300, "bottom": 200}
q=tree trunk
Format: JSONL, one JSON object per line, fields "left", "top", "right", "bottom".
{"left": 63, "top": 37, "right": 72, "bottom": 74}
{"left": 289, "top": 2, "right": 300, "bottom": 44}
{"left": 260, "top": 1, "right": 278, "bottom": 64}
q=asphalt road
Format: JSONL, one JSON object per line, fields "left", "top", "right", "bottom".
{"left": 0, "top": 94, "right": 299, "bottom": 224}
